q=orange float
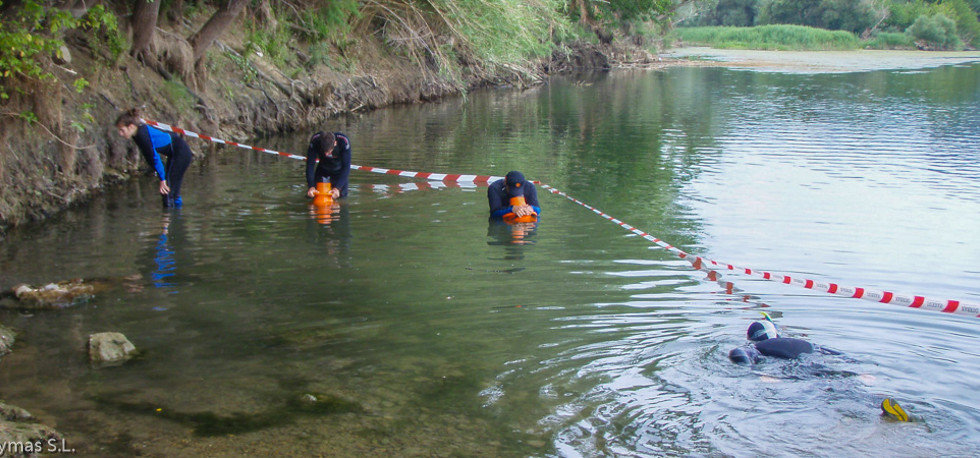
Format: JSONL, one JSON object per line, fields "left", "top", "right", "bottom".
{"left": 310, "top": 182, "right": 339, "bottom": 224}
{"left": 502, "top": 195, "right": 538, "bottom": 224}
{"left": 313, "top": 182, "right": 333, "bottom": 206}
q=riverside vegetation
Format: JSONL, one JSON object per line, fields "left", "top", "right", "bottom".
{"left": 0, "top": 0, "right": 678, "bottom": 238}
{"left": 2, "top": 1, "right": 978, "bottom": 236}
{"left": 678, "top": 0, "right": 980, "bottom": 50}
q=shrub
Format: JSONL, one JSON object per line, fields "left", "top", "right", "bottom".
{"left": 672, "top": 24, "right": 860, "bottom": 51}
{"left": 907, "top": 14, "right": 963, "bottom": 50}
{"left": 863, "top": 31, "right": 916, "bottom": 49}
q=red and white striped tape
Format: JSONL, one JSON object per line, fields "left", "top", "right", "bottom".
{"left": 535, "top": 182, "right": 980, "bottom": 319}
{"left": 143, "top": 119, "right": 980, "bottom": 319}
{"left": 142, "top": 119, "right": 504, "bottom": 184}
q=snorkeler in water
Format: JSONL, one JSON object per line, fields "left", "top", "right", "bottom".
{"left": 729, "top": 313, "right": 914, "bottom": 423}
{"left": 728, "top": 314, "right": 841, "bottom": 365}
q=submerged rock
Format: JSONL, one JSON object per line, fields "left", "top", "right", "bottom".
{"left": 88, "top": 332, "right": 137, "bottom": 366}
{"left": 0, "top": 401, "right": 64, "bottom": 455}
{"left": 0, "top": 323, "right": 14, "bottom": 357}
{"left": 7, "top": 279, "right": 96, "bottom": 309}
{"left": 3, "top": 275, "right": 143, "bottom": 310}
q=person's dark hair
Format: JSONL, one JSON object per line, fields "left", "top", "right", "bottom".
{"left": 115, "top": 108, "right": 142, "bottom": 127}
{"left": 312, "top": 132, "right": 336, "bottom": 155}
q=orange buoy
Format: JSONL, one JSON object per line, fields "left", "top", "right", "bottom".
{"left": 502, "top": 195, "right": 538, "bottom": 224}
{"left": 313, "top": 182, "right": 333, "bottom": 206}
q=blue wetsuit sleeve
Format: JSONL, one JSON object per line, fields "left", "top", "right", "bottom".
{"left": 135, "top": 125, "right": 168, "bottom": 180}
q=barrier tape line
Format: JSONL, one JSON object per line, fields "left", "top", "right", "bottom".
{"left": 535, "top": 182, "right": 980, "bottom": 319}
{"left": 143, "top": 119, "right": 980, "bottom": 319}
{"left": 142, "top": 119, "right": 504, "bottom": 184}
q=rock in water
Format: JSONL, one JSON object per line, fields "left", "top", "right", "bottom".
{"left": 88, "top": 332, "right": 137, "bottom": 365}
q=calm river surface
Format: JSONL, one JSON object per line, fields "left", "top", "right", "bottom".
{"left": 1, "top": 58, "right": 979, "bottom": 457}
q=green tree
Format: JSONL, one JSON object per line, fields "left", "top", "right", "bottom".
{"left": 568, "top": 0, "right": 693, "bottom": 41}
{"left": 695, "top": 0, "right": 758, "bottom": 26}
{"left": 756, "top": 0, "right": 878, "bottom": 33}
{"left": 907, "top": 12, "right": 962, "bottom": 48}
{"left": 944, "top": 0, "right": 980, "bottom": 46}
{"left": 0, "top": 0, "right": 118, "bottom": 101}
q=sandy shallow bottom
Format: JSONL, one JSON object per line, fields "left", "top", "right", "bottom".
{"left": 663, "top": 46, "right": 980, "bottom": 73}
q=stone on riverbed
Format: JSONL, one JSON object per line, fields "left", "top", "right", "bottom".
{"left": 2, "top": 275, "right": 144, "bottom": 310}
{"left": 6, "top": 280, "right": 96, "bottom": 309}
{"left": 88, "top": 332, "right": 137, "bottom": 366}
{"left": 0, "top": 401, "right": 64, "bottom": 454}
{"left": 0, "top": 323, "right": 14, "bottom": 357}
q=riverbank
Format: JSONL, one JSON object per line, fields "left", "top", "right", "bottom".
{"left": 0, "top": 17, "right": 665, "bottom": 242}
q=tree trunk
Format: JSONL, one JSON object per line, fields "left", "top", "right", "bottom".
{"left": 130, "top": 0, "right": 160, "bottom": 61}
{"left": 577, "top": 0, "right": 591, "bottom": 26}
{"left": 189, "top": 0, "right": 249, "bottom": 64}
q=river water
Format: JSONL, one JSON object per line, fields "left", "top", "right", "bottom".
{"left": 1, "top": 57, "right": 979, "bottom": 456}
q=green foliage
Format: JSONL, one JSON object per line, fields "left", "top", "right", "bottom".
{"left": 689, "top": 0, "right": 980, "bottom": 49}
{"left": 355, "top": 0, "right": 569, "bottom": 82}
{"left": 247, "top": 24, "right": 293, "bottom": 68}
{"left": 16, "top": 110, "right": 38, "bottom": 124}
{"left": 305, "top": 0, "right": 360, "bottom": 41}
{"left": 884, "top": 0, "right": 951, "bottom": 31}
{"left": 77, "top": 4, "right": 126, "bottom": 65}
{"left": 225, "top": 47, "right": 258, "bottom": 84}
{"left": 565, "top": 0, "right": 674, "bottom": 25}
{"left": 672, "top": 24, "right": 860, "bottom": 50}
{"left": 755, "top": 0, "right": 878, "bottom": 33}
{"left": 863, "top": 31, "right": 916, "bottom": 49}
{"left": 0, "top": 1, "right": 121, "bottom": 101}
{"left": 429, "top": 0, "right": 562, "bottom": 62}
{"left": 907, "top": 13, "right": 962, "bottom": 49}
{"left": 944, "top": 0, "right": 980, "bottom": 47}
{"left": 695, "top": 0, "right": 759, "bottom": 27}
{"left": 0, "top": 0, "right": 74, "bottom": 99}
{"left": 603, "top": 0, "right": 675, "bottom": 23}
{"left": 69, "top": 102, "right": 96, "bottom": 133}
{"left": 161, "top": 79, "right": 196, "bottom": 113}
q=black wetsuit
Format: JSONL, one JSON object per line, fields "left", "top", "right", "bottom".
{"left": 134, "top": 124, "right": 194, "bottom": 207}
{"left": 729, "top": 337, "right": 817, "bottom": 365}
{"left": 487, "top": 178, "right": 541, "bottom": 218}
{"left": 305, "top": 132, "right": 351, "bottom": 197}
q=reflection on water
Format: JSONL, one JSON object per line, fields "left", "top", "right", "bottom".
{"left": 149, "top": 213, "right": 179, "bottom": 295}
{"left": 1, "top": 62, "right": 979, "bottom": 456}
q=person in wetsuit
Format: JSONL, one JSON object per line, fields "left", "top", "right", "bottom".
{"left": 729, "top": 319, "right": 839, "bottom": 365}
{"left": 115, "top": 108, "right": 194, "bottom": 208}
{"left": 488, "top": 171, "right": 541, "bottom": 219}
{"left": 730, "top": 318, "right": 915, "bottom": 422}
{"left": 305, "top": 131, "right": 352, "bottom": 199}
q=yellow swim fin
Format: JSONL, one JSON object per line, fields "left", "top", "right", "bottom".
{"left": 881, "top": 398, "right": 909, "bottom": 422}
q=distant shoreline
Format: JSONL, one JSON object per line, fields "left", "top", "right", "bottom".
{"left": 661, "top": 47, "right": 980, "bottom": 73}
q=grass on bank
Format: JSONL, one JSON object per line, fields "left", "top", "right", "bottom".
{"left": 670, "top": 25, "right": 917, "bottom": 51}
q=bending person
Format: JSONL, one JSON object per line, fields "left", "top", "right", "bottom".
{"left": 115, "top": 109, "right": 194, "bottom": 208}
{"left": 305, "top": 131, "right": 352, "bottom": 199}
{"left": 488, "top": 171, "right": 540, "bottom": 220}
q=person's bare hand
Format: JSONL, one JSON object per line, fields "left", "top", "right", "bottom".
{"left": 513, "top": 205, "right": 535, "bottom": 217}
{"left": 307, "top": 187, "right": 318, "bottom": 198}
{"left": 159, "top": 180, "right": 170, "bottom": 195}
